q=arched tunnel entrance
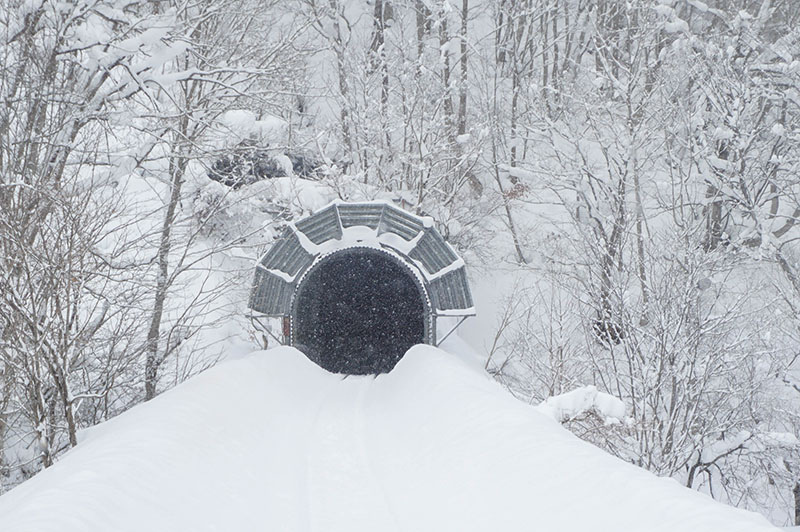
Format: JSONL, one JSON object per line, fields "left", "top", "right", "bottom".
{"left": 293, "top": 248, "right": 427, "bottom": 375}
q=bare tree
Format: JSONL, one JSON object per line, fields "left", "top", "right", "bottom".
{"left": 140, "top": 0, "right": 309, "bottom": 400}
{"left": 0, "top": 0, "right": 177, "bottom": 472}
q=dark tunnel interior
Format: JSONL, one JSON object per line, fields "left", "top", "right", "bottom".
{"left": 294, "top": 249, "right": 426, "bottom": 375}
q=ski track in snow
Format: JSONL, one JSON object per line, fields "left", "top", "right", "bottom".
{"left": 305, "top": 377, "right": 398, "bottom": 531}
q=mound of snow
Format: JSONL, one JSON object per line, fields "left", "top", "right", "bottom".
{"left": 0, "top": 346, "right": 777, "bottom": 531}
{"left": 535, "top": 384, "right": 627, "bottom": 424}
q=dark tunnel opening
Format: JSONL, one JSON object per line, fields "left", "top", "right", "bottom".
{"left": 293, "top": 248, "right": 426, "bottom": 375}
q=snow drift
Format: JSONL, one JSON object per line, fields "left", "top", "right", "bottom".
{"left": 0, "top": 346, "right": 777, "bottom": 531}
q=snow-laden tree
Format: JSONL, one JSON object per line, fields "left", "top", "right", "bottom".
{"left": 0, "top": 0, "right": 309, "bottom": 486}
{"left": 483, "top": 0, "right": 800, "bottom": 523}
{"left": 131, "top": 0, "right": 310, "bottom": 400}
{"left": 295, "top": 0, "right": 489, "bottom": 248}
{"left": 0, "top": 0, "right": 186, "bottom": 479}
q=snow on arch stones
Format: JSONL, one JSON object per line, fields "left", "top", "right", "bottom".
{"left": 248, "top": 201, "right": 475, "bottom": 353}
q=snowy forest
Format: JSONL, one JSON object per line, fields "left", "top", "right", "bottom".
{"left": 1, "top": 0, "right": 800, "bottom": 526}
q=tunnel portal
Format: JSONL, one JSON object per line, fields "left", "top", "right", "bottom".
{"left": 294, "top": 249, "right": 426, "bottom": 374}
{"left": 248, "top": 201, "right": 475, "bottom": 376}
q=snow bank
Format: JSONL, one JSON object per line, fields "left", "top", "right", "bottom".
{"left": 0, "top": 346, "right": 777, "bottom": 532}
{"left": 536, "top": 385, "right": 627, "bottom": 424}
{"left": 216, "top": 109, "right": 287, "bottom": 145}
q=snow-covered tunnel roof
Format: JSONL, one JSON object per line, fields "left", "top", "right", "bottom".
{"left": 249, "top": 201, "right": 474, "bottom": 317}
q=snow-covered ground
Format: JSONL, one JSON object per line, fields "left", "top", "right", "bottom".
{"left": 0, "top": 345, "right": 777, "bottom": 531}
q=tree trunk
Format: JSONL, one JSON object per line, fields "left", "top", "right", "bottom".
{"left": 457, "top": 0, "right": 468, "bottom": 136}
{"left": 144, "top": 155, "right": 187, "bottom": 400}
{"left": 0, "top": 363, "right": 10, "bottom": 481}
{"left": 439, "top": 18, "right": 455, "bottom": 135}
{"left": 491, "top": 138, "right": 526, "bottom": 264}
{"left": 794, "top": 481, "right": 800, "bottom": 526}
{"left": 329, "top": 0, "right": 353, "bottom": 163}
{"left": 372, "top": 0, "right": 392, "bottom": 184}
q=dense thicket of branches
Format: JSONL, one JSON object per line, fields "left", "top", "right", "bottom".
{"left": 2, "top": 0, "right": 800, "bottom": 525}
{"left": 0, "top": 0, "right": 305, "bottom": 488}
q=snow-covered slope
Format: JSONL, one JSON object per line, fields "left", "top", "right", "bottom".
{"left": 0, "top": 346, "right": 777, "bottom": 531}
